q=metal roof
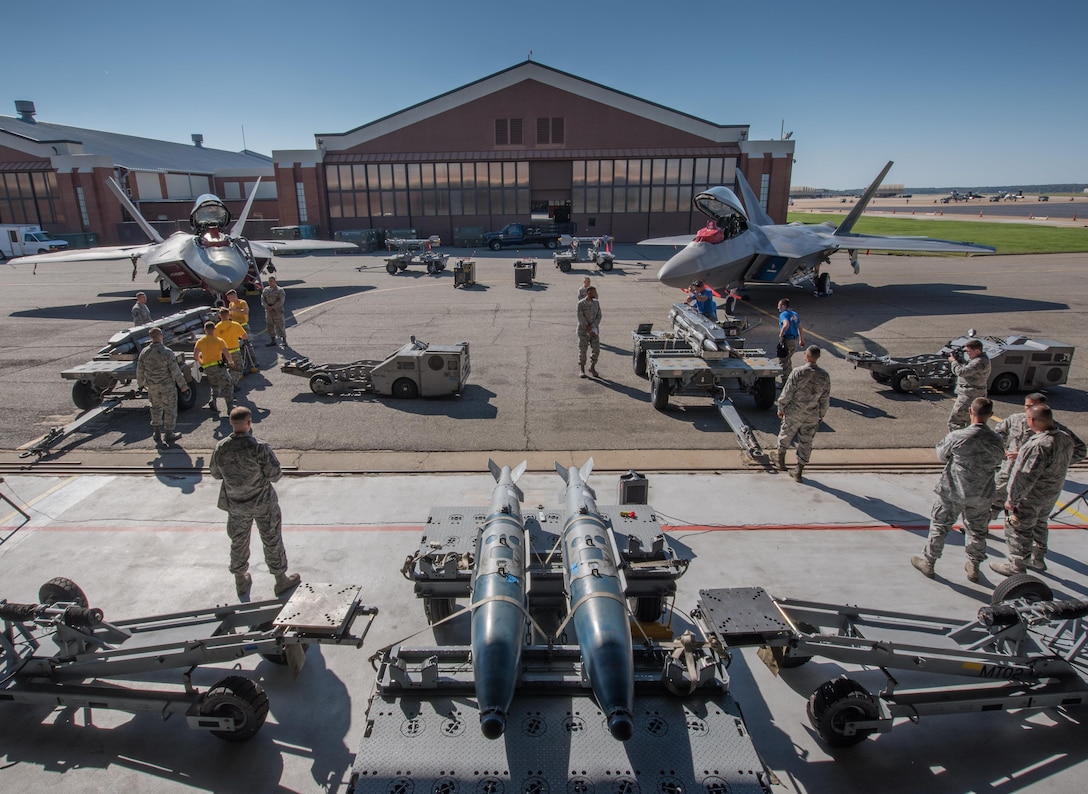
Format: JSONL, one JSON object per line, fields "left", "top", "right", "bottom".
{"left": 0, "top": 116, "right": 272, "bottom": 173}
{"left": 324, "top": 146, "right": 738, "bottom": 164}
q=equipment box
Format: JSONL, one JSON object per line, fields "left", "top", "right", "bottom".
{"left": 513, "top": 258, "right": 536, "bottom": 287}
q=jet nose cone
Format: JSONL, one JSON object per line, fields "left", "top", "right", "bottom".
{"left": 656, "top": 245, "right": 703, "bottom": 289}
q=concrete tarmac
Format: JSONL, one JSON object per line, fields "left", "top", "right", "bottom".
{"left": 2, "top": 467, "right": 1088, "bottom": 792}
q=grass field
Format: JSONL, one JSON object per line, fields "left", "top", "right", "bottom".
{"left": 785, "top": 213, "right": 1088, "bottom": 254}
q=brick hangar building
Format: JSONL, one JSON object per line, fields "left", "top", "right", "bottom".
{"left": 1, "top": 61, "right": 794, "bottom": 248}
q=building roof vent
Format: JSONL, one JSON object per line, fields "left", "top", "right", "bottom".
{"left": 192, "top": 134, "right": 204, "bottom": 147}
{"left": 15, "top": 100, "right": 37, "bottom": 123}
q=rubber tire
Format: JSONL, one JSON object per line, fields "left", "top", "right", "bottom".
{"left": 650, "top": 375, "right": 669, "bottom": 410}
{"left": 199, "top": 675, "right": 269, "bottom": 742}
{"left": 991, "top": 573, "right": 1053, "bottom": 605}
{"left": 816, "top": 272, "right": 831, "bottom": 295}
{"left": 722, "top": 295, "right": 738, "bottom": 316}
{"left": 545, "top": 239, "right": 557, "bottom": 250}
{"left": 807, "top": 677, "right": 878, "bottom": 747}
{"left": 633, "top": 348, "right": 648, "bottom": 379}
{"left": 891, "top": 369, "right": 920, "bottom": 394}
{"left": 631, "top": 596, "right": 664, "bottom": 622}
{"left": 769, "top": 622, "right": 817, "bottom": 669}
{"left": 871, "top": 371, "right": 891, "bottom": 384}
{"left": 489, "top": 240, "right": 502, "bottom": 251}
{"left": 990, "top": 372, "right": 1019, "bottom": 395}
{"left": 426, "top": 261, "right": 436, "bottom": 275}
{"left": 39, "top": 577, "right": 88, "bottom": 608}
{"left": 392, "top": 378, "right": 419, "bottom": 399}
{"left": 598, "top": 257, "right": 613, "bottom": 272}
{"left": 754, "top": 377, "right": 777, "bottom": 410}
{"left": 72, "top": 380, "right": 104, "bottom": 410}
{"left": 309, "top": 374, "right": 334, "bottom": 395}
{"left": 386, "top": 262, "right": 398, "bottom": 274}
{"left": 558, "top": 260, "right": 572, "bottom": 273}
{"left": 178, "top": 382, "right": 198, "bottom": 411}
{"left": 423, "top": 597, "right": 456, "bottom": 624}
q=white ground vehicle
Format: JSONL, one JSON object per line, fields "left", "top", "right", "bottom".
{"left": 0, "top": 225, "right": 69, "bottom": 258}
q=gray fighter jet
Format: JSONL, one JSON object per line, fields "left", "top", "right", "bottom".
{"left": 9, "top": 178, "right": 355, "bottom": 302}
{"left": 645, "top": 161, "right": 995, "bottom": 297}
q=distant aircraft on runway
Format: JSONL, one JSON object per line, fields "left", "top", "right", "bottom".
{"left": 8, "top": 178, "right": 356, "bottom": 302}
{"left": 643, "top": 161, "right": 995, "bottom": 298}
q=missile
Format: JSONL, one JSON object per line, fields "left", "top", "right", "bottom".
{"left": 471, "top": 459, "right": 529, "bottom": 739}
{"left": 556, "top": 458, "right": 635, "bottom": 741}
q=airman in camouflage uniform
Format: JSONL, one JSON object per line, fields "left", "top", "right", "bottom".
{"left": 991, "top": 393, "right": 1086, "bottom": 518}
{"left": 577, "top": 286, "right": 602, "bottom": 377}
{"left": 990, "top": 404, "right": 1080, "bottom": 576}
{"left": 261, "top": 276, "right": 287, "bottom": 346}
{"left": 948, "top": 339, "right": 990, "bottom": 431}
{"left": 136, "top": 326, "right": 189, "bottom": 447}
{"left": 776, "top": 345, "right": 831, "bottom": 483}
{"left": 209, "top": 406, "right": 300, "bottom": 597}
{"left": 911, "top": 398, "right": 1004, "bottom": 583}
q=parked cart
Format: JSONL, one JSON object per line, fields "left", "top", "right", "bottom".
{"left": 451, "top": 257, "right": 476, "bottom": 288}
{"left": 282, "top": 337, "right": 469, "bottom": 398}
{"left": 382, "top": 236, "right": 448, "bottom": 275}
{"left": 553, "top": 235, "right": 614, "bottom": 272}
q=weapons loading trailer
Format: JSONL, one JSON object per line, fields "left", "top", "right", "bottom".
{"left": 0, "top": 578, "right": 377, "bottom": 741}
{"left": 632, "top": 302, "right": 780, "bottom": 458}
{"left": 347, "top": 496, "right": 772, "bottom": 792}
{"left": 553, "top": 235, "right": 615, "bottom": 272}
{"left": 377, "top": 236, "right": 449, "bottom": 275}
{"left": 282, "top": 337, "right": 469, "bottom": 398}
{"left": 695, "top": 575, "right": 1088, "bottom": 748}
{"left": 847, "top": 331, "right": 1074, "bottom": 395}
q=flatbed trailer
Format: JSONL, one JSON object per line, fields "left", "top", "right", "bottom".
{"left": 378, "top": 236, "right": 449, "bottom": 275}
{"left": 633, "top": 303, "right": 779, "bottom": 457}
{"left": 1, "top": 578, "right": 377, "bottom": 742}
{"left": 695, "top": 575, "right": 1088, "bottom": 747}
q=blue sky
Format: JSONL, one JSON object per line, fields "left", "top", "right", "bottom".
{"left": 4, "top": 0, "right": 1084, "bottom": 189}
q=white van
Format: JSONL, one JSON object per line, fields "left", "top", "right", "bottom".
{"left": 0, "top": 224, "right": 70, "bottom": 258}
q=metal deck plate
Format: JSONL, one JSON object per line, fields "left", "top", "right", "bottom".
{"left": 698, "top": 587, "right": 792, "bottom": 646}
{"left": 350, "top": 690, "right": 769, "bottom": 793}
{"left": 273, "top": 582, "right": 361, "bottom": 633}
{"left": 61, "top": 360, "right": 138, "bottom": 376}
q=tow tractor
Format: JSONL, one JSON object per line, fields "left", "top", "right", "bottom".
{"left": 847, "top": 330, "right": 1074, "bottom": 395}
{"left": 0, "top": 577, "right": 377, "bottom": 742}
{"left": 347, "top": 465, "right": 772, "bottom": 793}
{"left": 696, "top": 574, "right": 1088, "bottom": 747}
{"left": 21, "top": 308, "right": 213, "bottom": 459}
{"left": 281, "top": 337, "right": 469, "bottom": 398}
{"left": 553, "top": 235, "right": 615, "bottom": 272}
{"left": 377, "top": 235, "right": 449, "bottom": 275}
{"left": 632, "top": 302, "right": 780, "bottom": 457}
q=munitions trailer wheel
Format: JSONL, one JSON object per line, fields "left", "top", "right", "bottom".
{"left": 631, "top": 596, "right": 664, "bottom": 622}
{"left": 398, "top": 262, "right": 408, "bottom": 271}
{"left": 633, "top": 348, "right": 648, "bottom": 378}
{"left": 426, "top": 261, "right": 436, "bottom": 275}
{"left": 991, "top": 573, "right": 1053, "bottom": 605}
{"left": 650, "top": 375, "right": 669, "bottom": 410}
{"left": 177, "top": 382, "right": 198, "bottom": 411}
{"left": 489, "top": 240, "right": 502, "bottom": 251}
{"left": 71, "top": 380, "right": 104, "bottom": 411}
{"left": 754, "top": 377, "right": 777, "bottom": 410}
{"left": 558, "top": 260, "right": 572, "bottom": 273}
{"left": 891, "top": 369, "right": 920, "bottom": 394}
{"left": 392, "top": 378, "right": 420, "bottom": 399}
{"left": 39, "top": 577, "right": 89, "bottom": 608}
{"left": 871, "top": 371, "right": 892, "bottom": 384}
{"left": 598, "top": 256, "right": 613, "bottom": 272}
{"left": 990, "top": 372, "right": 1019, "bottom": 395}
{"left": 423, "top": 597, "right": 456, "bottom": 624}
{"left": 807, "top": 677, "right": 879, "bottom": 747}
{"left": 545, "top": 239, "right": 557, "bottom": 250}
{"left": 764, "top": 622, "right": 817, "bottom": 669}
{"left": 309, "top": 374, "right": 334, "bottom": 395}
{"left": 385, "top": 261, "right": 398, "bottom": 275}
{"left": 199, "top": 675, "right": 269, "bottom": 742}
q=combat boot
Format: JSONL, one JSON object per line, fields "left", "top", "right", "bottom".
{"left": 234, "top": 571, "right": 252, "bottom": 596}
{"left": 911, "top": 555, "right": 935, "bottom": 578}
{"left": 1025, "top": 552, "right": 1047, "bottom": 572}
{"left": 266, "top": 338, "right": 278, "bottom": 347}
{"left": 579, "top": 363, "right": 586, "bottom": 378}
{"left": 989, "top": 558, "right": 1025, "bottom": 577}
{"left": 792, "top": 464, "right": 804, "bottom": 483}
{"left": 274, "top": 571, "right": 301, "bottom": 596}
{"left": 153, "top": 429, "right": 163, "bottom": 446}
{"left": 589, "top": 364, "right": 599, "bottom": 378}
{"left": 164, "top": 432, "right": 182, "bottom": 445}
{"left": 965, "top": 560, "right": 980, "bottom": 583}
{"left": 207, "top": 399, "right": 218, "bottom": 414}
{"left": 775, "top": 448, "right": 787, "bottom": 471}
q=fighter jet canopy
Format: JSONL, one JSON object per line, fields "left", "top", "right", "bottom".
{"left": 190, "top": 195, "right": 232, "bottom": 231}
{"left": 693, "top": 187, "right": 749, "bottom": 224}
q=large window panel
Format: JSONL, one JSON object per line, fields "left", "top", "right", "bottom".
{"left": 476, "top": 163, "right": 489, "bottom": 188}
{"left": 679, "top": 158, "right": 693, "bottom": 186}
{"left": 517, "top": 162, "right": 529, "bottom": 187}
{"left": 586, "top": 160, "right": 599, "bottom": 188}
{"left": 599, "top": 188, "right": 613, "bottom": 213}
{"left": 407, "top": 163, "right": 421, "bottom": 191}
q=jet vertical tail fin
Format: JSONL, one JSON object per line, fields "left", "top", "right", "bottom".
{"left": 834, "top": 161, "right": 894, "bottom": 236}
{"left": 106, "top": 178, "right": 165, "bottom": 244}
{"left": 230, "top": 178, "right": 262, "bottom": 238}
{"left": 734, "top": 168, "right": 775, "bottom": 227}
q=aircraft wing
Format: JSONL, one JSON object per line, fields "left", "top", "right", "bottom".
{"left": 637, "top": 235, "right": 695, "bottom": 246}
{"left": 7, "top": 244, "right": 153, "bottom": 265}
{"left": 830, "top": 233, "right": 995, "bottom": 255}
{"left": 250, "top": 239, "right": 361, "bottom": 256}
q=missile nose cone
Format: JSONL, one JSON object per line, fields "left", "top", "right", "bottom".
{"left": 608, "top": 710, "right": 634, "bottom": 741}
{"left": 480, "top": 710, "right": 506, "bottom": 739}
